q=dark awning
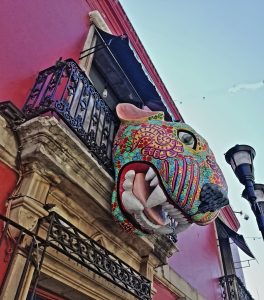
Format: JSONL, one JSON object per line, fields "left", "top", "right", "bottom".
{"left": 216, "top": 218, "right": 255, "bottom": 259}
{"left": 94, "top": 27, "right": 172, "bottom": 121}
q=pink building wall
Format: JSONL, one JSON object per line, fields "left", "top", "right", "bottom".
{"left": 169, "top": 223, "right": 223, "bottom": 299}
{"left": 0, "top": 0, "right": 91, "bottom": 108}
{"left": 153, "top": 281, "right": 179, "bottom": 300}
{"left": 0, "top": 1, "right": 238, "bottom": 299}
{"left": 0, "top": 161, "right": 18, "bottom": 285}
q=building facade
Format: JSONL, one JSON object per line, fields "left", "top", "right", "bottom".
{"left": 0, "top": 1, "right": 254, "bottom": 299}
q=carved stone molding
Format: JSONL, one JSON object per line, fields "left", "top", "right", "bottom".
{"left": 90, "top": 232, "right": 107, "bottom": 248}
{"left": 18, "top": 116, "right": 114, "bottom": 208}
{"left": 16, "top": 171, "right": 51, "bottom": 203}
{"left": 0, "top": 115, "right": 17, "bottom": 169}
{"left": 149, "top": 235, "right": 178, "bottom": 266}
{"left": 9, "top": 196, "right": 48, "bottom": 232}
{"left": 89, "top": 10, "right": 111, "bottom": 33}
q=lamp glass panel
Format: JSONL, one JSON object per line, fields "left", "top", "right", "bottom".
{"left": 258, "top": 202, "right": 264, "bottom": 214}
{"left": 233, "top": 151, "right": 251, "bottom": 166}
{"left": 230, "top": 158, "right": 236, "bottom": 171}
{"left": 255, "top": 189, "right": 264, "bottom": 202}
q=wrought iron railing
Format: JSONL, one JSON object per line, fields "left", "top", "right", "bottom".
{"left": 0, "top": 212, "right": 151, "bottom": 300}
{"left": 22, "top": 59, "right": 119, "bottom": 174}
{"left": 40, "top": 212, "right": 151, "bottom": 299}
{"left": 0, "top": 214, "right": 46, "bottom": 300}
{"left": 219, "top": 274, "right": 254, "bottom": 300}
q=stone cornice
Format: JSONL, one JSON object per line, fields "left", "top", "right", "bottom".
{"left": 18, "top": 116, "right": 114, "bottom": 207}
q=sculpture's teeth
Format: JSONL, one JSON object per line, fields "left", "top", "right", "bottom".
{"left": 123, "top": 179, "right": 133, "bottom": 191}
{"left": 170, "top": 213, "right": 184, "bottom": 220}
{"left": 162, "top": 202, "right": 174, "bottom": 211}
{"left": 134, "top": 214, "right": 145, "bottom": 227}
{"left": 164, "top": 218, "right": 171, "bottom": 225}
{"left": 122, "top": 191, "right": 144, "bottom": 212}
{"left": 177, "top": 219, "right": 189, "bottom": 225}
{"left": 135, "top": 211, "right": 161, "bottom": 230}
{"left": 167, "top": 207, "right": 177, "bottom": 214}
{"left": 172, "top": 214, "right": 186, "bottom": 222}
{"left": 174, "top": 223, "right": 192, "bottom": 234}
{"left": 169, "top": 209, "right": 189, "bottom": 224}
{"left": 155, "top": 226, "right": 174, "bottom": 234}
{"left": 145, "top": 167, "right": 156, "bottom": 181}
{"left": 169, "top": 211, "right": 182, "bottom": 220}
{"left": 146, "top": 185, "right": 167, "bottom": 208}
{"left": 150, "top": 176, "right": 159, "bottom": 187}
{"left": 168, "top": 208, "right": 183, "bottom": 217}
{"left": 125, "top": 170, "right": 136, "bottom": 180}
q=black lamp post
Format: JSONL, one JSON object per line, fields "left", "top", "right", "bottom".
{"left": 225, "top": 144, "right": 264, "bottom": 240}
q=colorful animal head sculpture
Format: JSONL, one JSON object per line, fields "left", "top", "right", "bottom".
{"left": 112, "top": 103, "right": 229, "bottom": 237}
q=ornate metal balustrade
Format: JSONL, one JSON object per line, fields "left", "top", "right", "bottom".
{"left": 22, "top": 59, "right": 119, "bottom": 174}
{"left": 219, "top": 274, "right": 254, "bottom": 300}
{"left": 0, "top": 213, "right": 151, "bottom": 300}
{"left": 0, "top": 214, "right": 46, "bottom": 300}
{"left": 40, "top": 212, "right": 151, "bottom": 299}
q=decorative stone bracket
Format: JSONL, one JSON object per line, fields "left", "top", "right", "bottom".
{"left": 9, "top": 196, "right": 48, "bottom": 233}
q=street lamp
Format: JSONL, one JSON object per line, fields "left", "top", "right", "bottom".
{"left": 242, "top": 183, "right": 264, "bottom": 218}
{"left": 225, "top": 144, "right": 264, "bottom": 240}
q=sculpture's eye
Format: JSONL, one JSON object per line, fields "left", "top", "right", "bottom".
{"left": 178, "top": 131, "right": 196, "bottom": 149}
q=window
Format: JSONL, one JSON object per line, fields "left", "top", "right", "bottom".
{"left": 79, "top": 10, "right": 172, "bottom": 120}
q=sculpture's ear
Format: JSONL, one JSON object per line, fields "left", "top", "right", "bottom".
{"left": 116, "top": 103, "right": 164, "bottom": 123}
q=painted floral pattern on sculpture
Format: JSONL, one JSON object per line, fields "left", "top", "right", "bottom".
{"left": 112, "top": 103, "right": 229, "bottom": 237}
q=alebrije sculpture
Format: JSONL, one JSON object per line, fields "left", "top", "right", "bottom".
{"left": 112, "top": 103, "right": 228, "bottom": 237}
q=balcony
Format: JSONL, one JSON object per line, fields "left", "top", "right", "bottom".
{"left": 22, "top": 58, "right": 119, "bottom": 175}
{"left": 0, "top": 213, "right": 151, "bottom": 300}
{"left": 219, "top": 274, "right": 254, "bottom": 300}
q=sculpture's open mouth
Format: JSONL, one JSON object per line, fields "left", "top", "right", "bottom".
{"left": 118, "top": 162, "right": 192, "bottom": 235}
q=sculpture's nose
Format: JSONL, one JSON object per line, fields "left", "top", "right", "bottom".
{"left": 198, "top": 183, "right": 229, "bottom": 213}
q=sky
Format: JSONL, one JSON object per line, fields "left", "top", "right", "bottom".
{"left": 119, "top": 1, "right": 264, "bottom": 298}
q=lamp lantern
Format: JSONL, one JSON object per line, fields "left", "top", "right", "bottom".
{"left": 225, "top": 145, "right": 264, "bottom": 240}
{"left": 225, "top": 144, "right": 255, "bottom": 184}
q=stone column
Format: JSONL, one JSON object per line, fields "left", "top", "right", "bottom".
{"left": 0, "top": 172, "right": 49, "bottom": 300}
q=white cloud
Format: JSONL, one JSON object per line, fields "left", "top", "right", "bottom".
{"left": 228, "top": 80, "right": 264, "bottom": 93}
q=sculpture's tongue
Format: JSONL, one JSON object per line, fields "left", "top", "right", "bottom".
{"left": 132, "top": 173, "right": 150, "bottom": 204}
{"left": 132, "top": 173, "right": 166, "bottom": 225}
